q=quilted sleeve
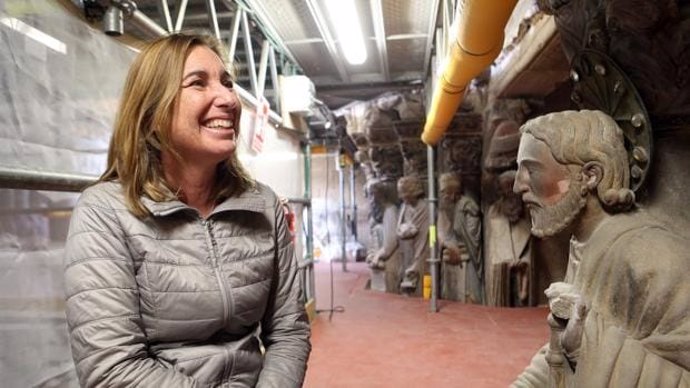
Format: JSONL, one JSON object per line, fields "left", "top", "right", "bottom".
{"left": 256, "top": 192, "right": 311, "bottom": 388}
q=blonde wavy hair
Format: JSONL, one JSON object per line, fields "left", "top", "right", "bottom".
{"left": 100, "top": 33, "right": 254, "bottom": 217}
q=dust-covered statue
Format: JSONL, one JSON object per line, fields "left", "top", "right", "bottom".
{"left": 396, "top": 175, "right": 429, "bottom": 295}
{"left": 437, "top": 173, "right": 483, "bottom": 303}
{"left": 512, "top": 110, "right": 690, "bottom": 387}
{"left": 366, "top": 180, "right": 401, "bottom": 293}
{"left": 485, "top": 170, "right": 532, "bottom": 307}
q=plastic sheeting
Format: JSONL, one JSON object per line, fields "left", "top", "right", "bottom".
{"left": 1, "top": 1, "right": 136, "bottom": 386}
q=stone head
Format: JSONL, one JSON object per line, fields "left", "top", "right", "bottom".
{"left": 497, "top": 170, "right": 524, "bottom": 223}
{"left": 368, "top": 179, "right": 397, "bottom": 206}
{"left": 397, "top": 175, "right": 424, "bottom": 205}
{"left": 438, "top": 173, "right": 461, "bottom": 208}
{"left": 485, "top": 119, "right": 521, "bottom": 172}
{"left": 514, "top": 110, "right": 634, "bottom": 237}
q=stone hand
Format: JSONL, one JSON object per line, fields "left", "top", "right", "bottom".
{"left": 367, "top": 251, "right": 385, "bottom": 269}
{"left": 442, "top": 246, "right": 462, "bottom": 266}
{"left": 560, "top": 296, "right": 588, "bottom": 367}
{"left": 545, "top": 282, "right": 587, "bottom": 369}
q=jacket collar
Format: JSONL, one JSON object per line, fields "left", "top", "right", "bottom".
{"left": 141, "top": 186, "right": 266, "bottom": 218}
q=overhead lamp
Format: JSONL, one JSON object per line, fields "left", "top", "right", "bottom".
{"left": 324, "top": 0, "right": 367, "bottom": 65}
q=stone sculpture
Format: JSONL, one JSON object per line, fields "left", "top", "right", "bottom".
{"left": 395, "top": 175, "right": 429, "bottom": 295}
{"left": 485, "top": 170, "right": 532, "bottom": 307}
{"left": 511, "top": 110, "right": 690, "bottom": 387}
{"left": 437, "top": 173, "right": 483, "bottom": 303}
{"left": 366, "top": 180, "right": 401, "bottom": 293}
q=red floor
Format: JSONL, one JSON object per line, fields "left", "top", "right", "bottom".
{"left": 304, "top": 261, "right": 549, "bottom": 388}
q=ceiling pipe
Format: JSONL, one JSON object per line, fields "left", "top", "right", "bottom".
{"left": 421, "top": 0, "right": 518, "bottom": 145}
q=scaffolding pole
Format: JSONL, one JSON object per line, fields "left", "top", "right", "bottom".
{"left": 0, "top": 167, "right": 97, "bottom": 192}
{"left": 427, "top": 145, "right": 439, "bottom": 312}
{"left": 349, "top": 163, "right": 357, "bottom": 240}
{"left": 338, "top": 149, "right": 347, "bottom": 272}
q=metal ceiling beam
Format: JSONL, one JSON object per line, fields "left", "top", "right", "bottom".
{"left": 120, "top": 6, "right": 282, "bottom": 124}
{"left": 269, "top": 47, "right": 281, "bottom": 113}
{"left": 240, "top": 9, "right": 259, "bottom": 94}
{"left": 173, "top": 0, "right": 189, "bottom": 32}
{"left": 305, "top": 0, "right": 350, "bottom": 83}
{"left": 317, "top": 80, "right": 422, "bottom": 93}
{"left": 257, "top": 40, "right": 270, "bottom": 97}
{"left": 177, "top": 11, "right": 232, "bottom": 23}
{"left": 370, "top": 0, "right": 389, "bottom": 81}
{"left": 205, "top": 0, "right": 221, "bottom": 40}
{"left": 227, "top": 7, "right": 242, "bottom": 62}
{"left": 158, "top": 0, "right": 173, "bottom": 32}
{"left": 422, "top": 0, "right": 442, "bottom": 79}
{"left": 387, "top": 33, "right": 428, "bottom": 41}
{"left": 226, "top": 0, "right": 302, "bottom": 73}
{"left": 131, "top": 8, "right": 168, "bottom": 36}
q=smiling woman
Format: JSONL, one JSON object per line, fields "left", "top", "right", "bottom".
{"left": 63, "top": 33, "right": 311, "bottom": 388}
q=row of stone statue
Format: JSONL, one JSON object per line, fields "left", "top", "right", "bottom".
{"left": 366, "top": 166, "right": 530, "bottom": 305}
{"left": 366, "top": 109, "right": 690, "bottom": 386}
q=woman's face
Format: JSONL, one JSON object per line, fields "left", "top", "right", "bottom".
{"left": 168, "top": 45, "right": 241, "bottom": 166}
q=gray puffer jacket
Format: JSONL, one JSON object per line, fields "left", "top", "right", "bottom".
{"left": 64, "top": 181, "right": 311, "bottom": 387}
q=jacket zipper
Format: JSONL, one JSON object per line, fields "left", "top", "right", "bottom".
{"left": 202, "top": 218, "right": 230, "bottom": 328}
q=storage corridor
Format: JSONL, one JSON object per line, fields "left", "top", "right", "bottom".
{"left": 305, "top": 261, "right": 549, "bottom": 388}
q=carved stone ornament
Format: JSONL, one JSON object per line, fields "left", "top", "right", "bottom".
{"left": 570, "top": 49, "right": 652, "bottom": 192}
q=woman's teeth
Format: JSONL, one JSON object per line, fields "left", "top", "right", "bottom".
{"left": 205, "top": 119, "right": 233, "bottom": 129}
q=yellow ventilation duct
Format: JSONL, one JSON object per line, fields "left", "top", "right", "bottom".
{"left": 421, "top": 0, "right": 518, "bottom": 145}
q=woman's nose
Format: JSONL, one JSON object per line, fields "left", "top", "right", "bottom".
{"left": 213, "top": 84, "right": 239, "bottom": 108}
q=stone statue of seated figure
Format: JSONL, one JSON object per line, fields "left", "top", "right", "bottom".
{"left": 511, "top": 110, "right": 690, "bottom": 387}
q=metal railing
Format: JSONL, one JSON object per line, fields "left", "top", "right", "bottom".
{"left": 0, "top": 167, "right": 98, "bottom": 192}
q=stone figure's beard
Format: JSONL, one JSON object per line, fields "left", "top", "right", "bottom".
{"left": 527, "top": 178, "right": 587, "bottom": 238}
{"left": 499, "top": 193, "right": 524, "bottom": 223}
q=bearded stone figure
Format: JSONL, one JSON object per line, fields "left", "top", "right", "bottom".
{"left": 396, "top": 175, "right": 429, "bottom": 295}
{"left": 437, "top": 173, "right": 483, "bottom": 303}
{"left": 511, "top": 110, "right": 690, "bottom": 388}
{"left": 485, "top": 170, "right": 532, "bottom": 307}
{"left": 366, "top": 180, "right": 401, "bottom": 293}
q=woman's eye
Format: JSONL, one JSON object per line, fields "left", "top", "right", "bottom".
{"left": 185, "top": 79, "right": 205, "bottom": 88}
{"left": 222, "top": 79, "right": 234, "bottom": 88}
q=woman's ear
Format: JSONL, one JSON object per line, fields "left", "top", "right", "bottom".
{"left": 581, "top": 162, "right": 603, "bottom": 190}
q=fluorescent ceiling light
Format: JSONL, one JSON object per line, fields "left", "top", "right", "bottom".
{"left": 0, "top": 17, "right": 66, "bottom": 54}
{"left": 324, "top": 0, "right": 367, "bottom": 65}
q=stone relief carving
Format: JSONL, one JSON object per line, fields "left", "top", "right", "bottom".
{"left": 369, "top": 145, "right": 404, "bottom": 181}
{"left": 537, "top": 0, "right": 690, "bottom": 119}
{"left": 399, "top": 139, "right": 428, "bottom": 177}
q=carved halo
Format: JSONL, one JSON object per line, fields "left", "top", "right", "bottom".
{"left": 570, "top": 49, "right": 653, "bottom": 193}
